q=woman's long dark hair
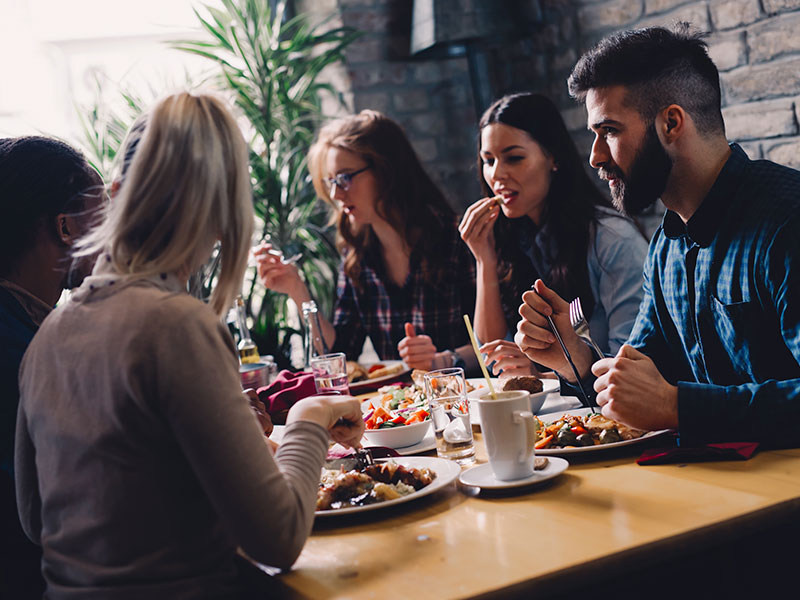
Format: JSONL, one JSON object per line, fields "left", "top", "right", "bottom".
{"left": 309, "top": 110, "right": 455, "bottom": 290}
{"left": 478, "top": 93, "right": 613, "bottom": 326}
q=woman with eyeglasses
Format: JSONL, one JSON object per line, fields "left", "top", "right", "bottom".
{"left": 256, "top": 110, "right": 477, "bottom": 370}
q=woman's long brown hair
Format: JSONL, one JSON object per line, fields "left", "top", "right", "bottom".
{"left": 478, "top": 93, "right": 616, "bottom": 326}
{"left": 309, "top": 110, "right": 455, "bottom": 290}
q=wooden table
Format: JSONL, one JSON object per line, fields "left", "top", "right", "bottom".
{"left": 255, "top": 394, "right": 800, "bottom": 599}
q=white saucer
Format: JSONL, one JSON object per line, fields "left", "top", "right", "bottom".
{"left": 458, "top": 456, "right": 569, "bottom": 489}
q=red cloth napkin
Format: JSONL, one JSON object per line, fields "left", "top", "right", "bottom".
{"left": 637, "top": 442, "right": 759, "bottom": 465}
{"left": 256, "top": 370, "right": 317, "bottom": 424}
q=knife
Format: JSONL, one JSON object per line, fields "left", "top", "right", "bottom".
{"left": 545, "top": 314, "right": 597, "bottom": 412}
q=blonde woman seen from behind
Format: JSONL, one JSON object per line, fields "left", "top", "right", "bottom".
{"left": 15, "top": 92, "right": 363, "bottom": 599}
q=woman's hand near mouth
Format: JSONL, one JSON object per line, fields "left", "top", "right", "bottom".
{"left": 459, "top": 196, "right": 500, "bottom": 266}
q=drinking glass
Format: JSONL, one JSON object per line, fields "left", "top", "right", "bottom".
{"left": 423, "top": 367, "right": 476, "bottom": 465}
{"left": 310, "top": 352, "right": 350, "bottom": 395}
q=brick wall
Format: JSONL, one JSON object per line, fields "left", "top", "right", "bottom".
{"left": 300, "top": 0, "right": 800, "bottom": 231}
{"left": 574, "top": 0, "right": 800, "bottom": 169}
{"left": 298, "top": 0, "right": 480, "bottom": 210}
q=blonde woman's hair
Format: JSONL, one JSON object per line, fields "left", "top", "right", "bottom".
{"left": 76, "top": 91, "right": 254, "bottom": 316}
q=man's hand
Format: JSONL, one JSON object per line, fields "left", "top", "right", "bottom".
{"left": 592, "top": 344, "right": 679, "bottom": 431}
{"left": 397, "top": 323, "right": 436, "bottom": 370}
{"left": 514, "top": 280, "right": 593, "bottom": 381}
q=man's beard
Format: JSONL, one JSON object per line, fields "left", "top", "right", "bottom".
{"left": 603, "top": 124, "right": 672, "bottom": 216}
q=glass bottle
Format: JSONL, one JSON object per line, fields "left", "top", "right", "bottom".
{"left": 302, "top": 300, "right": 329, "bottom": 370}
{"left": 234, "top": 296, "right": 260, "bottom": 364}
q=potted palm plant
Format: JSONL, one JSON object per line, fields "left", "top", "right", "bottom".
{"left": 80, "top": 0, "right": 358, "bottom": 367}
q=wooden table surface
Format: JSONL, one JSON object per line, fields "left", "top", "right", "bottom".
{"left": 260, "top": 393, "right": 800, "bottom": 599}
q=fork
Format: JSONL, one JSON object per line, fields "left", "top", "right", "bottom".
{"left": 354, "top": 447, "right": 375, "bottom": 470}
{"left": 569, "top": 297, "right": 605, "bottom": 359}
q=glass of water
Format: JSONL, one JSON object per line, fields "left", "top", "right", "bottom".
{"left": 310, "top": 352, "right": 350, "bottom": 395}
{"left": 423, "top": 367, "right": 475, "bottom": 465}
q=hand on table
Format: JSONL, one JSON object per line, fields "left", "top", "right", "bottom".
{"left": 253, "top": 242, "right": 306, "bottom": 298}
{"left": 514, "top": 279, "right": 594, "bottom": 381}
{"left": 479, "top": 339, "right": 538, "bottom": 377}
{"left": 459, "top": 196, "right": 500, "bottom": 265}
{"left": 592, "top": 344, "right": 679, "bottom": 431}
{"left": 397, "top": 323, "right": 436, "bottom": 370}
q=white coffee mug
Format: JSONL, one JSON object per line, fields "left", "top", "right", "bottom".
{"left": 477, "top": 390, "right": 538, "bottom": 480}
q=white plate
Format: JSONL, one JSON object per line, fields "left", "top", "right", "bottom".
{"left": 315, "top": 456, "right": 461, "bottom": 517}
{"left": 535, "top": 407, "right": 670, "bottom": 456}
{"left": 349, "top": 360, "right": 411, "bottom": 393}
{"left": 458, "top": 456, "right": 569, "bottom": 489}
{"left": 468, "top": 378, "right": 560, "bottom": 426}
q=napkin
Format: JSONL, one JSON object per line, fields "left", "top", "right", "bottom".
{"left": 256, "top": 370, "right": 317, "bottom": 424}
{"left": 637, "top": 441, "right": 759, "bottom": 465}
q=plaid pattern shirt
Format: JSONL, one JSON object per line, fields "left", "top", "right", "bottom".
{"left": 627, "top": 144, "right": 800, "bottom": 445}
{"left": 331, "top": 221, "right": 476, "bottom": 360}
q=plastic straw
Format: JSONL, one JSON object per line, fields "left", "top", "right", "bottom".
{"left": 463, "top": 314, "right": 496, "bottom": 400}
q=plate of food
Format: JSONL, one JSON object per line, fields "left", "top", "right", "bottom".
{"left": 315, "top": 456, "right": 461, "bottom": 516}
{"left": 347, "top": 360, "right": 411, "bottom": 393}
{"left": 533, "top": 407, "right": 670, "bottom": 455}
{"left": 467, "top": 376, "right": 560, "bottom": 426}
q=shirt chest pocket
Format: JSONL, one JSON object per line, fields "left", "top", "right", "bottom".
{"left": 708, "top": 295, "right": 759, "bottom": 375}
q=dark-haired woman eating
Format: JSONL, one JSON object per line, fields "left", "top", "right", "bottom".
{"left": 460, "top": 93, "right": 647, "bottom": 375}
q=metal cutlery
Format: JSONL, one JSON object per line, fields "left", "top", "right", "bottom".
{"left": 569, "top": 297, "right": 604, "bottom": 359}
{"left": 354, "top": 447, "right": 375, "bottom": 470}
{"left": 282, "top": 253, "right": 302, "bottom": 265}
{"left": 545, "top": 314, "right": 597, "bottom": 412}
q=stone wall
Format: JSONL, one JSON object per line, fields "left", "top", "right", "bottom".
{"left": 301, "top": 0, "right": 800, "bottom": 227}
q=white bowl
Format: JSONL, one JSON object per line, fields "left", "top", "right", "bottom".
{"left": 362, "top": 419, "right": 432, "bottom": 449}
{"left": 528, "top": 391, "right": 547, "bottom": 414}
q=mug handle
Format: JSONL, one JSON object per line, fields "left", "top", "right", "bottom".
{"left": 513, "top": 410, "right": 537, "bottom": 461}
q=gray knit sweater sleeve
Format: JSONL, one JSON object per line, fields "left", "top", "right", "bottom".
{"left": 152, "top": 299, "right": 328, "bottom": 570}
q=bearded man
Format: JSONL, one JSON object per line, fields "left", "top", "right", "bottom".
{"left": 514, "top": 24, "right": 800, "bottom": 446}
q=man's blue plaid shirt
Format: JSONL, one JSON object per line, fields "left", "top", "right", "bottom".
{"left": 629, "top": 144, "right": 800, "bottom": 445}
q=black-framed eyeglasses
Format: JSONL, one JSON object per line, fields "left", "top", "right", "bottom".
{"left": 324, "top": 166, "right": 370, "bottom": 192}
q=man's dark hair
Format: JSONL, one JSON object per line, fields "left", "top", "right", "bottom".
{"left": 568, "top": 23, "right": 725, "bottom": 136}
{"left": 0, "top": 136, "right": 100, "bottom": 278}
